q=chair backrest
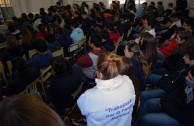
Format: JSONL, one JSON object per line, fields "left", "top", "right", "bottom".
{"left": 52, "top": 47, "right": 64, "bottom": 57}
{"left": 0, "top": 61, "right": 8, "bottom": 85}
{"left": 115, "top": 34, "right": 124, "bottom": 47}
{"left": 22, "top": 54, "right": 26, "bottom": 61}
{"left": 77, "top": 36, "right": 86, "bottom": 51}
{"left": 127, "top": 27, "right": 132, "bottom": 38}
{"left": 22, "top": 78, "right": 38, "bottom": 94}
{"left": 0, "top": 42, "right": 7, "bottom": 50}
{"left": 72, "top": 83, "right": 83, "bottom": 100}
{"left": 21, "top": 78, "right": 43, "bottom": 100}
{"left": 65, "top": 43, "right": 79, "bottom": 59}
{"left": 110, "top": 45, "right": 118, "bottom": 54}
{"left": 28, "top": 49, "right": 37, "bottom": 59}
{"left": 7, "top": 61, "right": 12, "bottom": 77}
{"left": 69, "top": 43, "right": 79, "bottom": 53}
{"left": 40, "top": 65, "right": 52, "bottom": 82}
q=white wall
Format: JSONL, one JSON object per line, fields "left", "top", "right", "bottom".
{"left": 11, "top": 0, "right": 57, "bottom": 17}
{"left": 146, "top": 0, "right": 193, "bottom": 10}
{"left": 11, "top": 0, "right": 193, "bottom": 17}
{"left": 64, "top": 0, "right": 110, "bottom": 8}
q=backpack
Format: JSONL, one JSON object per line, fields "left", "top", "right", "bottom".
{"left": 158, "top": 68, "right": 188, "bottom": 93}
{"left": 163, "top": 53, "right": 185, "bottom": 72}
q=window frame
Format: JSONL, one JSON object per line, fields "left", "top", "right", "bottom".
{"left": 0, "top": 0, "right": 11, "bottom": 7}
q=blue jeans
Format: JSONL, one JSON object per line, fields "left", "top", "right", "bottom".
{"left": 146, "top": 74, "right": 162, "bottom": 86}
{"left": 135, "top": 98, "right": 180, "bottom": 126}
{"left": 141, "top": 89, "right": 166, "bottom": 104}
{"left": 152, "top": 67, "right": 168, "bottom": 75}
{"left": 141, "top": 113, "right": 180, "bottom": 126}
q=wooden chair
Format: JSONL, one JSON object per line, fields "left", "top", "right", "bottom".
{"left": 77, "top": 36, "right": 86, "bottom": 51}
{"left": 22, "top": 54, "right": 27, "bottom": 61}
{"left": 114, "top": 34, "right": 124, "bottom": 48}
{"left": 39, "top": 65, "right": 52, "bottom": 99}
{"left": 65, "top": 43, "right": 79, "bottom": 60}
{"left": 52, "top": 47, "right": 64, "bottom": 57}
{"left": 127, "top": 27, "right": 132, "bottom": 38}
{"left": 111, "top": 34, "right": 124, "bottom": 54}
{"left": 64, "top": 83, "right": 83, "bottom": 121}
{"left": 0, "top": 42, "right": 7, "bottom": 50}
{"left": 110, "top": 45, "right": 118, "bottom": 54}
{"left": 6, "top": 61, "right": 12, "bottom": 77}
{"left": 21, "top": 78, "right": 43, "bottom": 101}
{"left": 0, "top": 61, "right": 8, "bottom": 85}
{"left": 71, "top": 83, "right": 83, "bottom": 99}
{"left": 28, "top": 49, "right": 37, "bottom": 59}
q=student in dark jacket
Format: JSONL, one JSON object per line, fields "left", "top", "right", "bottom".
{"left": 55, "top": 27, "right": 74, "bottom": 57}
{"left": 124, "top": 42, "right": 147, "bottom": 88}
{"left": 81, "top": 12, "right": 93, "bottom": 35}
{"left": 135, "top": 66, "right": 194, "bottom": 126}
{"left": 159, "top": 18, "right": 177, "bottom": 43}
{"left": 3, "top": 57, "right": 40, "bottom": 96}
{"left": 118, "top": 14, "right": 131, "bottom": 41}
{"left": 27, "top": 39, "right": 52, "bottom": 69}
{"left": 0, "top": 36, "right": 21, "bottom": 69}
{"left": 45, "top": 33, "right": 61, "bottom": 52}
{"left": 100, "top": 30, "right": 115, "bottom": 52}
{"left": 49, "top": 56, "right": 81, "bottom": 109}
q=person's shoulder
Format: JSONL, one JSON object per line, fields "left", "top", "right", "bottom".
{"left": 26, "top": 67, "right": 40, "bottom": 76}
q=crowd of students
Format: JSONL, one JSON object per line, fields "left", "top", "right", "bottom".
{"left": 0, "top": 0, "right": 194, "bottom": 126}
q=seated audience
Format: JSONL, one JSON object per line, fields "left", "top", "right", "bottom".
{"left": 106, "top": 23, "right": 120, "bottom": 44}
{"left": 183, "top": 19, "right": 194, "bottom": 37}
{"left": 55, "top": 27, "right": 74, "bottom": 57}
{"left": 146, "top": 44, "right": 194, "bottom": 89}
{"left": 19, "top": 27, "right": 33, "bottom": 59}
{"left": 2, "top": 57, "right": 40, "bottom": 96}
{"left": 124, "top": 41, "right": 149, "bottom": 87}
{"left": 36, "top": 24, "right": 47, "bottom": 41}
{"left": 75, "top": 34, "right": 106, "bottom": 83}
{"left": 135, "top": 17, "right": 156, "bottom": 43}
{"left": 159, "top": 27, "right": 185, "bottom": 58}
{"left": 45, "top": 33, "right": 61, "bottom": 52}
{"left": 100, "top": 30, "right": 115, "bottom": 52}
{"left": 7, "top": 22, "right": 20, "bottom": 40}
{"left": 135, "top": 66, "right": 194, "bottom": 126}
{"left": 139, "top": 33, "right": 157, "bottom": 70}
{"left": 117, "top": 14, "right": 131, "bottom": 40}
{"left": 159, "top": 18, "right": 177, "bottom": 43}
{"left": 49, "top": 56, "right": 81, "bottom": 109}
{"left": 0, "top": 36, "right": 21, "bottom": 66}
{"left": 81, "top": 12, "right": 93, "bottom": 35}
{"left": 171, "top": 13, "right": 182, "bottom": 27}
{"left": 27, "top": 39, "right": 52, "bottom": 69}
{"left": 157, "top": 1, "right": 164, "bottom": 16}
{"left": 70, "top": 20, "right": 84, "bottom": 43}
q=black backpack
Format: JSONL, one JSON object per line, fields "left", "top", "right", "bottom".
{"left": 163, "top": 53, "right": 185, "bottom": 72}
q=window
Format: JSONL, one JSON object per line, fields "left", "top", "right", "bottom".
{"left": 110, "top": 0, "right": 146, "bottom": 5}
{"left": 0, "top": 0, "right": 11, "bottom": 7}
{"left": 110, "top": 0, "right": 125, "bottom": 4}
{"left": 135, "top": 0, "right": 146, "bottom": 4}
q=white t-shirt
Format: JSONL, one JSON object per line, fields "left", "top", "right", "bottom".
{"left": 77, "top": 75, "right": 136, "bottom": 126}
{"left": 135, "top": 28, "right": 156, "bottom": 43}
